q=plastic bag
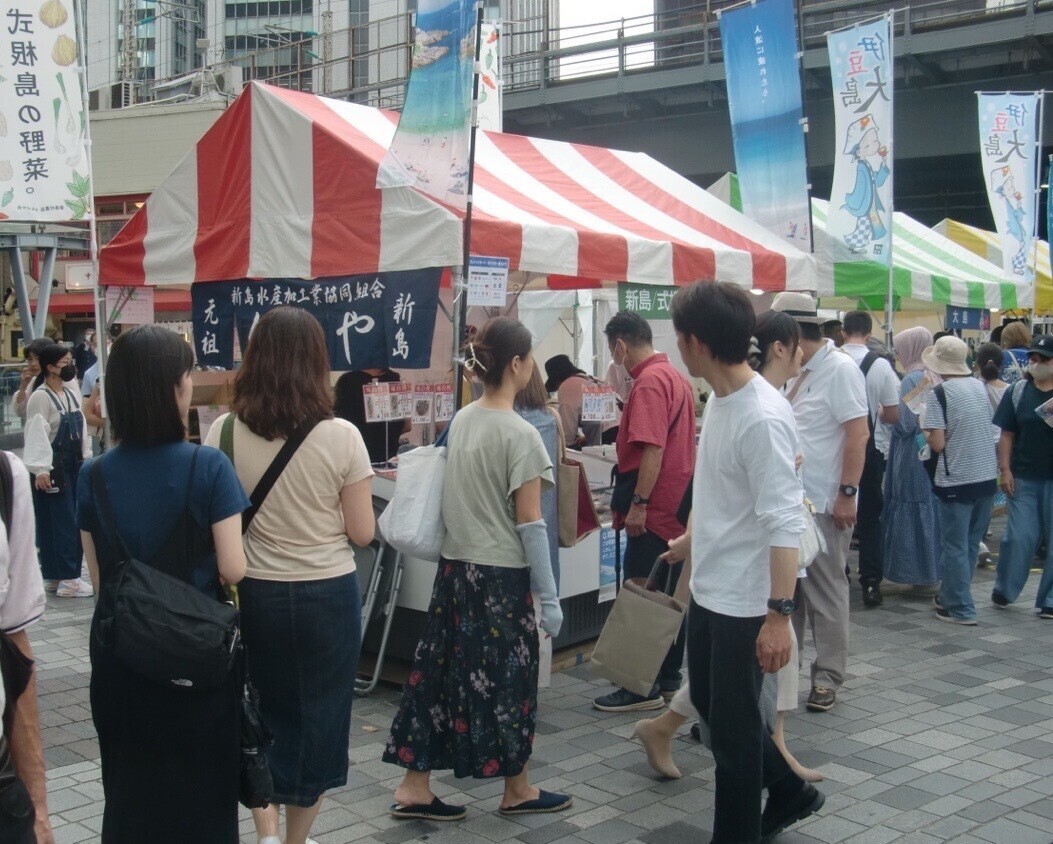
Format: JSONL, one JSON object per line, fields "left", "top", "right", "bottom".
{"left": 22, "top": 414, "right": 53, "bottom": 475}
{"left": 377, "top": 443, "right": 448, "bottom": 562}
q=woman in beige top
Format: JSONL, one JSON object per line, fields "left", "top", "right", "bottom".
{"left": 204, "top": 306, "right": 374, "bottom": 844}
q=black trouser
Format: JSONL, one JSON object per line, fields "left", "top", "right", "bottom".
{"left": 688, "top": 603, "right": 801, "bottom": 843}
{"left": 0, "top": 737, "right": 36, "bottom": 844}
{"left": 623, "top": 529, "right": 684, "bottom": 691}
{"left": 857, "top": 439, "right": 886, "bottom": 588}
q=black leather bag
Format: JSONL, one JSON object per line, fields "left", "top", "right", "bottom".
{"left": 91, "top": 451, "right": 240, "bottom": 691}
{"left": 609, "top": 393, "right": 690, "bottom": 516}
{"left": 237, "top": 666, "right": 274, "bottom": 808}
{"left": 0, "top": 737, "right": 35, "bottom": 844}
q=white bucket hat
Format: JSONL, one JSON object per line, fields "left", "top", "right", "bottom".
{"left": 921, "top": 336, "right": 971, "bottom": 377}
{"left": 771, "top": 291, "right": 823, "bottom": 324}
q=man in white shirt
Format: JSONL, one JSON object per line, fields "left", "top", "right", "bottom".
{"left": 773, "top": 293, "right": 869, "bottom": 715}
{"left": 840, "top": 312, "right": 900, "bottom": 608}
{"left": 670, "top": 283, "right": 823, "bottom": 843}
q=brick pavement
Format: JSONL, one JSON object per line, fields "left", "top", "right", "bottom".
{"left": 27, "top": 539, "right": 1053, "bottom": 844}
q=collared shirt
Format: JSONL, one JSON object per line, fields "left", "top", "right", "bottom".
{"left": 785, "top": 341, "right": 868, "bottom": 514}
{"left": 842, "top": 343, "right": 900, "bottom": 456}
{"left": 615, "top": 353, "right": 696, "bottom": 542}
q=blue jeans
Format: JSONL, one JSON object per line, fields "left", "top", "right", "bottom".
{"left": 994, "top": 477, "right": 1053, "bottom": 609}
{"left": 938, "top": 496, "right": 994, "bottom": 621}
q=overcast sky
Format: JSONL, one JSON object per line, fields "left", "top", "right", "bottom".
{"left": 559, "top": 1, "right": 655, "bottom": 32}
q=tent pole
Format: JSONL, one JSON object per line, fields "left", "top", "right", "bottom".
{"left": 453, "top": 2, "right": 485, "bottom": 412}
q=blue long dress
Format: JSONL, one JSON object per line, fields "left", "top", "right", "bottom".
{"left": 881, "top": 370, "right": 942, "bottom": 585}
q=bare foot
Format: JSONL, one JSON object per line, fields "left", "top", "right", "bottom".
{"left": 790, "top": 763, "right": 825, "bottom": 783}
{"left": 634, "top": 718, "right": 681, "bottom": 779}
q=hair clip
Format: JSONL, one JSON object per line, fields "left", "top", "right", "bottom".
{"left": 748, "top": 335, "right": 761, "bottom": 360}
{"left": 464, "top": 342, "right": 488, "bottom": 373}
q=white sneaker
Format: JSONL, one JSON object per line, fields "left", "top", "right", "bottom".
{"left": 56, "top": 578, "right": 94, "bottom": 598}
{"left": 43, "top": 579, "right": 58, "bottom": 593}
{"left": 258, "top": 838, "right": 280, "bottom": 844}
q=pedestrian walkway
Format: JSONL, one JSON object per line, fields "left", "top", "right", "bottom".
{"left": 30, "top": 553, "right": 1053, "bottom": 844}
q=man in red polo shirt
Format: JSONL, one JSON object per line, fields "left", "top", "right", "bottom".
{"left": 595, "top": 311, "right": 697, "bottom": 712}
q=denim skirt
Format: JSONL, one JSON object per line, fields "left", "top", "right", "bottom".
{"left": 239, "top": 571, "right": 362, "bottom": 806}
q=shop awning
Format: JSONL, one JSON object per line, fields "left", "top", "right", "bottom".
{"left": 100, "top": 82, "right": 817, "bottom": 292}
{"left": 933, "top": 218, "right": 1052, "bottom": 314}
{"left": 31, "top": 290, "right": 191, "bottom": 314}
{"left": 708, "top": 173, "right": 1030, "bottom": 311}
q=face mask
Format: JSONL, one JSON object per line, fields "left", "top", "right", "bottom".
{"left": 59, "top": 364, "right": 77, "bottom": 382}
{"left": 1028, "top": 360, "right": 1053, "bottom": 381}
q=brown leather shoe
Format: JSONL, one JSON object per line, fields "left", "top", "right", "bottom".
{"left": 806, "top": 687, "right": 836, "bottom": 712}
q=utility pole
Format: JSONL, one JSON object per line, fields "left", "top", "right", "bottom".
{"left": 322, "top": 8, "right": 333, "bottom": 94}
{"left": 120, "top": 0, "right": 137, "bottom": 105}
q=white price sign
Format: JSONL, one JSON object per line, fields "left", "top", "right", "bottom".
{"left": 434, "top": 382, "right": 455, "bottom": 422}
{"left": 467, "top": 255, "right": 509, "bottom": 307}
{"left": 581, "top": 384, "right": 617, "bottom": 423}
{"left": 411, "top": 384, "right": 434, "bottom": 425}
{"left": 364, "top": 382, "right": 412, "bottom": 423}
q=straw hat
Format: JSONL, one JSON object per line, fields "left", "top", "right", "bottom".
{"left": 771, "top": 291, "right": 823, "bottom": 324}
{"left": 921, "top": 336, "right": 971, "bottom": 377}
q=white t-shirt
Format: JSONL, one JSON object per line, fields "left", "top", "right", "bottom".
{"left": 842, "top": 343, "right": 900, "bottom": 456}
{"left": 785, "top": 341, "right": 869, "bottom": 514}
{"left": 0, "top": 453, "right": 46, "bottom": 739}
{"left": 690, "top": 376, "right": 806, "bottom": 618}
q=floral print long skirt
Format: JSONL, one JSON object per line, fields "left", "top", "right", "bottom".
{"left": 383, "top": 560, "right": 539, "bottom": 779}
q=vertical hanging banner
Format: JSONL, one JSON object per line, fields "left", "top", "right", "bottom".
{"left": 0, "top": 0, "right": 90, "bottom": 221}
{"left": 978, "top": 93, "right": 1042, "bottom": 283}
{"left": 827, "top": 16, "right": 893, "bottom": 264}
{"left": 476, "top": 22, "right": 502, "bottom": 132}
{"left": 376, "top": 0, "right": 478, "bottom": 208}
{"left": 719, "top": 0, "right": 811, "bottom": 250}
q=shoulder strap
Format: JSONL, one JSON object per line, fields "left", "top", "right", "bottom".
{"left": 786, "top": 368, "right": 811, "bottom": 405}
{"left": 859, "top": 351, "right": 880, "bottom": 378}
{"left": 42, "top": 387, "right": 64, "bottom": 413}
{"left": 934, "top": 383, "right": 948, "bottom": 417}
{"left": 241, "top": 421, "right": 319, "bottom": 534}
{"left": 219, "top": 414, "right": 235, "bottom": 463}
{"left": 1012, "top": 378, "right": 1028, "bottom": 412}
{"left": 91, "top": 458, "right": 134, "bottom": 564}
{"left": 0, "top": 452, "right": 12, "bottom": 540}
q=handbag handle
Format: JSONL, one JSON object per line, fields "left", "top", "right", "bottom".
{"left": 643, "top": 557, "right": 676, "bottom": 596}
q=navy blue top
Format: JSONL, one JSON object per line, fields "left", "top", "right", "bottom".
{"left": 77, "top": 442, "right": 249, "bottom": 592}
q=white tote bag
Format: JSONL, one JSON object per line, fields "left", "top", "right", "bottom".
{"left": 377, "top": 442, "right": 448, "bottom": 562}
{"left": 798, "top": 498, "right": 826, "bottom": 573}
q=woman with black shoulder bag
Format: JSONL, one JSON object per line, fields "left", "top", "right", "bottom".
{"left": 78, "top": 326, "right": 249, "bottom": 842}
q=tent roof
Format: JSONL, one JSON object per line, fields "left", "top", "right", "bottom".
{"left": 100, "top": 83, "right": 816, "bottom": 292}
{"left": 934, "top": 218, "right": 1052, "bottom": 314}
{"left": 708, "top": 173, "right": 1030, "bottom": 310}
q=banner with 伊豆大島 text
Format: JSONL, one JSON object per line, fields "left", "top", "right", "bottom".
{"left": 0, "top": 0, "right": 91, "bottom": 221}
{"left": 376, "top": 0, "right": 478, "bottom": 209}
{"left": 191, "top": 271, "right": 441, "bottom": 371}
{"left": 978, "top": 92, "right": 1042, "bottom": 285}
{"left": 719, "top": 0, "right": 810, "bottom": 250}
{"left": 827, "top": 16, "right": 893, "bottom": 265}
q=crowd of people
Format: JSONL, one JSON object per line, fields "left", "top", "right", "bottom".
{"left": 0, "top": 290, "right": 1051, "bottom": 844}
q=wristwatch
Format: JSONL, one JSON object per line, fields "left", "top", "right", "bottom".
{"left": 838, "top": 484, "right": 858, "bottom": 498}
{"left": 631, "top": 493, "right": 650, "bottom": 507}
{"left": 767, "top": 598, "right": 796, "bottom": 616}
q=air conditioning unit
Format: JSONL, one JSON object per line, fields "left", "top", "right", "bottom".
{"left": 212, "top": 65, "right": 245, "bottom": 97}
{"left": 88, "top": 80, "right": 135, "bottom": 111}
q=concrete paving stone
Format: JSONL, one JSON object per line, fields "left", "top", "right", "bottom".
{"left": 971, "top": 817, "right": 1052, "bottom": 844}
{"left": 639, "top": 820, "right": 711, "bottom": 844}
{"left": 871, "top": 784, "right": 940, "bottom": 811}
{"left": 921, "top": 816, "right": 981, "bottom": 840}
{"left": 575, "top": 818, "right": 646, "bottom": 844}
{"left": 518, "top": 820, "right": 586, "bottom": 844}
{"left": 905, "top": 771, "right": 971, "bottom": 797}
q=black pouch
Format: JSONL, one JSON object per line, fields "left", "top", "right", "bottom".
{"left": 610, "top": 467, "right": 639, "bottom": 516}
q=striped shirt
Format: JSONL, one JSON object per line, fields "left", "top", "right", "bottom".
{"left": 924, "top": 378, "right": 998, "bottom": 489}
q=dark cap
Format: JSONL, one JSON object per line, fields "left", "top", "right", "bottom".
{"left": 1030, "top": 334, "right": 1053, "bottom": 359}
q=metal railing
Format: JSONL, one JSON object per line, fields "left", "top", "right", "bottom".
{"left": 200, "top": 0, "right": 1049, "bottom": 109}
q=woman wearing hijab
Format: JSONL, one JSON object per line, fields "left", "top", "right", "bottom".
{"left": 880, "top": 327, "right": 942, "bottom": 588}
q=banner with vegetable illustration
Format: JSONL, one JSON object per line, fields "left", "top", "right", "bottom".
{"left": 0, "top": 0, "right": 91, "bottom": 221}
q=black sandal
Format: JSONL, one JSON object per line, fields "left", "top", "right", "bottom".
{"left": 389, "top": 796, "right": 467, "bottom": 821}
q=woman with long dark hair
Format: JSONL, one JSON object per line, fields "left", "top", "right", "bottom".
{"left": 24, "top": 343, "right": 92, "bottom": 597}
{"left": 78, "top": 325, "right": 249, "bottom": 842}
{"left": 204, "top": 307, "right": 375, "bottom": 844}
{"left": 384, "top": 317, "right": 570, "bottom": 821}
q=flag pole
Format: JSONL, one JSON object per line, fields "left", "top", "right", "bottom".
{"left": 1028, "top": 91, "right": 1046, "bottom": 328}
{"left": 452, "top": 1, "right": 486, "bottom": 412}
{"left": 884, "top": 11, "right": 896, "bottom": 346}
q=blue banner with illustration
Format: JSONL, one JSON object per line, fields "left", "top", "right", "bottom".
{"left": 719, "top": 0, "right": 811, "bottom": 250}
{"left": 978, "top": 93, "right": 1042, "bottom": 284}
{"left": 191, "top": 270, "right": 441, "bottom": 371}
{"left": 376, "top": 0, "right": 478, "bottom": 209}
{"left": 827, "top": 16, "right": 894, "bottom": 266}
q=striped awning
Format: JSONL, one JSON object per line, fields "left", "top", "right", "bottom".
{"left": 100, "top": 82, "right": 817, "bottom": 292}
{"left": 934, "top": 218, "right": 1052, "bottom": 314}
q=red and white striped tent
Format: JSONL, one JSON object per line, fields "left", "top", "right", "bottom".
{"left": 100, "top": 82, "right": 817, "bottom": 291}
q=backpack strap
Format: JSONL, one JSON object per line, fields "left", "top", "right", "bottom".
{"left": 933, "top": 384, "right": 949, "bottom": 478}
{"left": 1012, "top": 378, "right": 1028, "bottom": 413}
{"left": 219, "top": 413, "right": 235, "bottom": 464}
{"left": 241, "top": 421, "right": 319, "bottom": 534}
{"left": 859, "top": 350, "right": 880, "bottom": 378}
{"left": 0, "top": 452, "right": 12, "bottom": 540}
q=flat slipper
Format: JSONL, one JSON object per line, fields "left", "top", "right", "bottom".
{"left": 499, "top": 790, "right": 573, "bottom": 815}
{"left": 389, "top": 796, "right": 467, "bottom": 821}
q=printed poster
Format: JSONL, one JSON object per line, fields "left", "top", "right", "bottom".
{"left": 719, "top": 0, "right": 810, "bottom": 249}
{"left": 467, "top": 255, "right": 509, "bottom": 306}
{"left": 375, "top": 0, "right": 478, "bottom": 208}
{"left": 978, "top": 92, "right": 1042, "bottom": 284}
{"left": 598, "top": 527, "right": 626, "bottom": 603}
{"left": 827, "top": 16, "right": 894, "bottom": 265}
{"left": 105, "top": 286, "right": 154, "bottom": 325}
{"left": 581, "top": 384, "right": 617, "bottom": 423}
{"left": 0, "top": 0, "right": 91, "bottom": 221}
{"left": 476, "top": 22, "right": 502, "bottom": 132}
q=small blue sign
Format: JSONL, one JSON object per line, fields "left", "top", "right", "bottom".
{"left": 945, "top": 305, "right": 990, "bottom": 331}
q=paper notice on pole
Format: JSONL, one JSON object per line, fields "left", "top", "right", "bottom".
{"left": 434, "top": 382, "right": 455, "bottom": 422}
{"left": 197, "top": 405, "right": 228, "bottom": 442}
{"left": 105, "top": 287, "right": 155, "bottom": 325}
{"left": 581, "top": 384, "right": 618, "bottom": 423}
{"left": 411, "top": 384, "right": 435, "bottom": 425}
{"left": 598, "top": 527, "right": 624, "bottom": 604}
{"left": 467, "top": 256, "right": 510, "bottom": 306}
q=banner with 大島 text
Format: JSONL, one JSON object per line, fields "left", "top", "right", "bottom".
{"left": 827, "top": 17, "right": 893, "bottom": 265}
{"left": 191, "top": 271, "right": 441, "bottom": 371}
{"left": 376, "top": 0, "right": 477, "bottom": 208}
{"left": 978, "top": 92, "right": 1042, "bottom": 284}
{"left": 0, "top": 0, "right": 90, "bottom": 221}
{"left": 719, "top": 0, "right": 810, "bottom": 250}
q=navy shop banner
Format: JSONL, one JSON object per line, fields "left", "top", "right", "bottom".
{"left": 191, "top": 271, "right": 441, "bottom": 370}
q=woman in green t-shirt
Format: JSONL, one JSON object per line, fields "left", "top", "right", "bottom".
{"left": 383, "top": 317, "right": 571, "bottom": 821}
